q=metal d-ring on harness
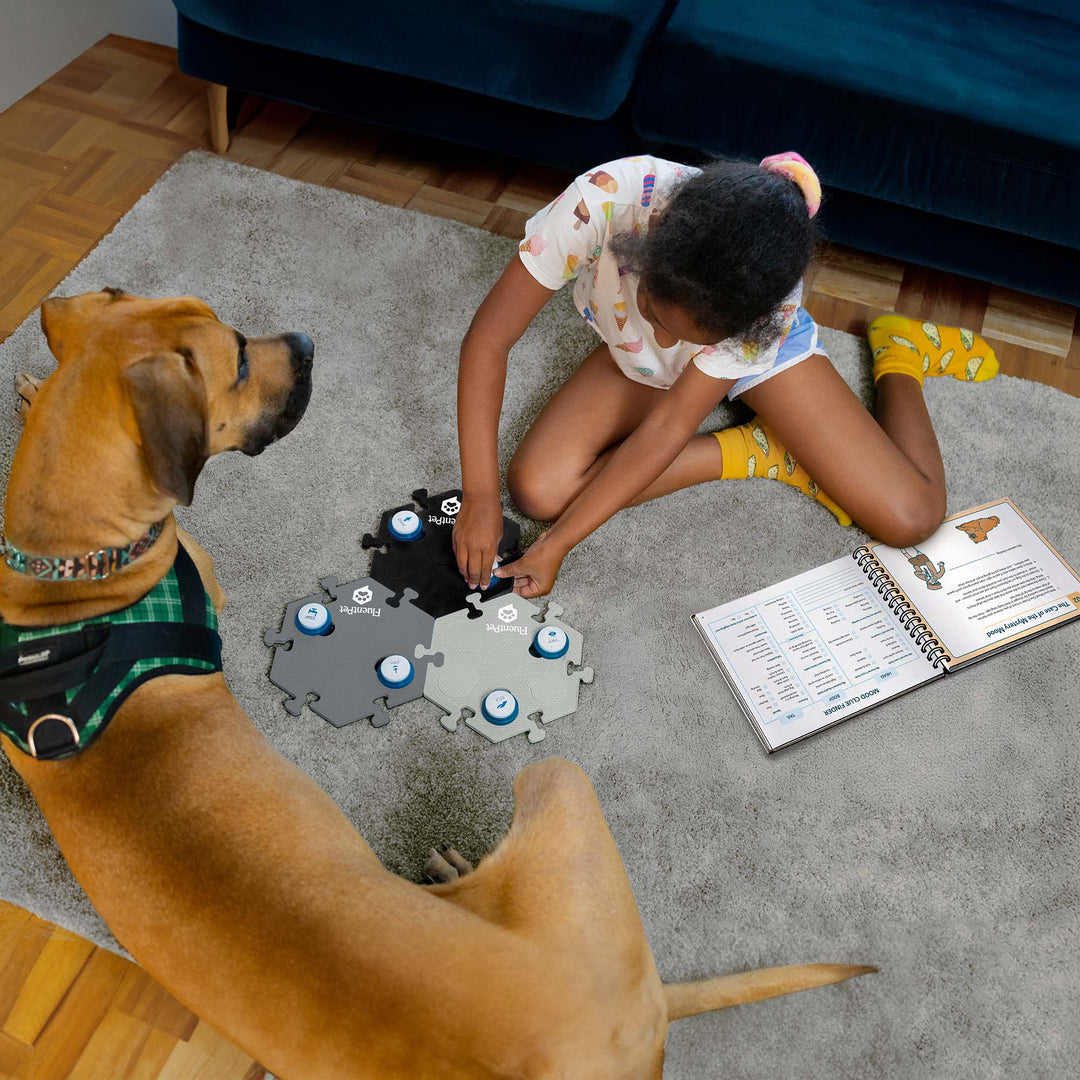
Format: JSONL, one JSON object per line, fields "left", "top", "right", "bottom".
{"left": 0, "top": 545, "right": 222, "bottom": 761}
{"left": 26, "top": 714, "right": 81, "bottom": 758}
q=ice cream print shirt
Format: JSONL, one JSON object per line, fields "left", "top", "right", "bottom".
{"left": 518, "top": 156, "right": 801, "bottom": 388}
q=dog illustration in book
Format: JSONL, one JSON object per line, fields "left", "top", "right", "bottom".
{"left": 902, "top": 547, "right": 946, "bottom": 590}
{"left": 956, "top": 516, "right": 1000, "bottom": 544}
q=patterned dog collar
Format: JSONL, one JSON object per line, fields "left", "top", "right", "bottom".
{"left": 0, "top": 519, "right": 166, "bottom": 581}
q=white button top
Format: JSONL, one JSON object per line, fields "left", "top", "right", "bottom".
{"left": 534, "top": 626, "right": 569, "bottom": 657}
{"left": 296, "top": 602, "right": 331, "bottom": 635}
{"left": 378, "top": 654, "right": 413, "bottom": 686}
{"left": 389, "top": 510, "right": 422, "bottom": 540}
{"left": 482, "top": 689, "right": 518, "bottom": 722}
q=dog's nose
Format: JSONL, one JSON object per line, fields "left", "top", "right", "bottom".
{"left": 286, "top": 332, "right": 314, "bottom": 369}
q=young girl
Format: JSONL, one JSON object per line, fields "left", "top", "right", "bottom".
{"left": 453, "top": 153, "right": 998, "bottom": 598}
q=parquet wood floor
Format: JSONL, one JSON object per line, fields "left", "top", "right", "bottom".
{"left": 0, "top": 31, "right": 1077, "bottom": 1079}
{"left": 0, "top": 900, "right": 260, "bottom": 1078}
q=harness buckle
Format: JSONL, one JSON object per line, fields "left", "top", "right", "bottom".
{"left": 26, "top": 714, "right": 80, "bottom": 759}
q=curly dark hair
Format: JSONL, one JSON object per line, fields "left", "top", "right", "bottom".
{"left": 609, "top": 158, "right": 820, "bottom": 345}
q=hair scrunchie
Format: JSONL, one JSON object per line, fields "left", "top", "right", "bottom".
{"left": 759, "top": 151, "right": 821, "bottom": 219}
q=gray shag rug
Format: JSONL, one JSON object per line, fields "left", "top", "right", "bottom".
{"left": 1, "top": 152, "right": 1077, "bottom": 1079}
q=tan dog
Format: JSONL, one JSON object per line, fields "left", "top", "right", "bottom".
{"left": 1, "top": 291, "right": 873, "bottom": 1078}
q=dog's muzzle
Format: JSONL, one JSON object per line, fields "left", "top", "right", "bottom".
{"left": 242, "top": 332, "right": 314, "bottom": 456}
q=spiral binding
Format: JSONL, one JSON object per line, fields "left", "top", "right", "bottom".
{"left": 851, "top": 547, "right": 949, "bottom": 670}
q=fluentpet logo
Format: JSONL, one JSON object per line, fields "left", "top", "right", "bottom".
{"left": 341, "top": 585, "right": 381, "bottom": 614}
{"left": 427, "top": 495, "right": 462, "bottom": 526}
{"left": 498, "top": 604, "right": 518, "bottom": 623}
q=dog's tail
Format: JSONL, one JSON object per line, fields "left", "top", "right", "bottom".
{"left": 664, "top": 963, "right": 876, "bottom": 1021}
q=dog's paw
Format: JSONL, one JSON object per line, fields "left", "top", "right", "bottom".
{"left": 422, "top": 846, "right": 474, "bottom": 885}
{"left": 14, "top": 372, "right": 42, "bottom": 420}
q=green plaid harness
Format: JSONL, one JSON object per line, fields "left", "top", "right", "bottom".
{"left": 0, "top": 545, "right": 222, "bottom": 760}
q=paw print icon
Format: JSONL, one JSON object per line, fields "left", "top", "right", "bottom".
{"left": 441, "top": 496, "right": 461, "bottom": 516}
{"left": 353, "top": 585, "right": 373, "bottom": 605}
{"left": 497, "top": 604, "right": 518, "bottom": 624}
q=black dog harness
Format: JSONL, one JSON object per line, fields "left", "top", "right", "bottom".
{"left": 0, "top": 545, "right": 222, "bottom": 760}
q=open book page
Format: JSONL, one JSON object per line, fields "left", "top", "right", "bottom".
{"left": 693, "top": 555, "right": 941, "bottom": 751}
{"left": 869, "top": 499, "right": 1080, "bottom": 668}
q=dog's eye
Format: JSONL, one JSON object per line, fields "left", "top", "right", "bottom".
{"left": 237, "top": 346, "right": 249, "bottom": 382}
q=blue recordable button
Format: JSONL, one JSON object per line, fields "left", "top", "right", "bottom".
{"left": 388, "top": 510, "right": 423, "bottom": 541}
{"left": 533, "top": 626, "right": 569, "bottom": 659}
{"left": 376, "top": 654, "right": 414, "bottom": 689}
{"left": 481, "top": 689, "right": 519, "bottom": 725}
{"left": 295, "top": 603, "right": 332, "bottom": 636}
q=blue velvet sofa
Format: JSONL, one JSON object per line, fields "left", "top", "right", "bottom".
{"left": 173, "top": 0, "right": 1080, "bottom": 304}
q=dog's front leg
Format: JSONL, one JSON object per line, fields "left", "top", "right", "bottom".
{"left": 14, "top": 372, "right": 43, "bottom": 421}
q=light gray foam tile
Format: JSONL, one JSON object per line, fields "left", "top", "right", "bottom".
{"left": 422, "top": 593, "right": 592, "bottom": 744}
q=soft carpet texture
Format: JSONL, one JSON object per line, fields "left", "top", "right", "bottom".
{"left": 1, "top": 152, "right": 1077, "bottom": 1079}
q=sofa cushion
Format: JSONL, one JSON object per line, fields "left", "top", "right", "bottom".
{"left": 173, "top": 0, "right": 671, "bottom": 121}
{"left": 635, "top": 0, "right": 1079, "bottom": 249}
{"left": 647, "top": 0, "right": 1080, "bottom": 147}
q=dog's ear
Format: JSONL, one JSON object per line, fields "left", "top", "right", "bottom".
{"left": 122, "top": 351, "right": 209, "bottom": 507}
{"left": 40, "top": 290, "right": 125, "bottom": 363}
{"left": 40, "top": 297, "right": 75, "bottom": 363}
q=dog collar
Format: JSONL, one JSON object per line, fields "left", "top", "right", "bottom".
{"left": 0, "top": 519, "right": 166, "bottom": 581}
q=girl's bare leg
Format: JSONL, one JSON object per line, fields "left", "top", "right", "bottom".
{"left": 509, "top": 345, "right": 945, "bottom": 547}
{"left": 508, "top": 344, "right": 724, "bottom": 521}
{"left": 738, "top": 359, "right": 946, "bottom": 545}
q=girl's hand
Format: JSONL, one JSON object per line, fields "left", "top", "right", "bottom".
{"left": 493, "top": 531, "right": 566, "bottom": 599}
{"left": 452, "top": 495, "right": 505, "bottom": 590}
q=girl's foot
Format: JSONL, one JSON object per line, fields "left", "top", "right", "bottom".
{"left": 713, "top": 417, "right": 853, "bottom": 526}
{"left": 868, "top": 315, "right": 999, "bottom": 384}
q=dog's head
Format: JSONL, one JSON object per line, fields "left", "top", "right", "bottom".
{"left": 36, "top": 289, "right": 313, "bottom": 505}
{"left": 955, "top": 516, "right": 999, "bottom": 544}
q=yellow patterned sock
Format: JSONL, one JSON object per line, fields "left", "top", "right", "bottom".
{"left": 868, "top": 314, "right": 999, "bottom": 385}
{"left": 713, "top": 418, "right": 853, "bottom": 527}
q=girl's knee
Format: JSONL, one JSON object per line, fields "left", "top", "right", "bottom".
{"left": 507, "top": 457, "right": 569, "bottom": 522}
{"left": 872, "top": 488, "right": 946, "bottom": 548}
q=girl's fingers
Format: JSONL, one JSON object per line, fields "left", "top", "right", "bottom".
{"left": 481, "top": 546, "right": 497, "bottom": 590}
{"left": 514, "top": 574, "right": 541, "bottom": 599}
{"left": 467, "top": 549, "right": 486, "bottom": 590}
{"left": 451, "top": 531, "right": 464, "bottom": 576}
{"left": 471, "top": 543, "right": 500, "bottom": 589}
{"left": 495, "top": 558, "right": 552, "bottom": 597}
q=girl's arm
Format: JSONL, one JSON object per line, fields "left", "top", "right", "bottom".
{"left": 455, "top": 257, "right": 555, "bottom": 589}
{"left": 495, "top": 363, "right": 735, "bottom": 598}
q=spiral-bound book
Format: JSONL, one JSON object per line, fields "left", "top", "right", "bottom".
{"left": 692, "top": 499, "right": 1080, "bottom": 751}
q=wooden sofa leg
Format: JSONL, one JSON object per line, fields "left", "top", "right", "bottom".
{"left": 207, "top": 83, "right": 230, "bottom": 154}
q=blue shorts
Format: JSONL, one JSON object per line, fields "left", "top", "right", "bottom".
{"left": 727, "top": 306, "right": 826, "bottom": 401}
